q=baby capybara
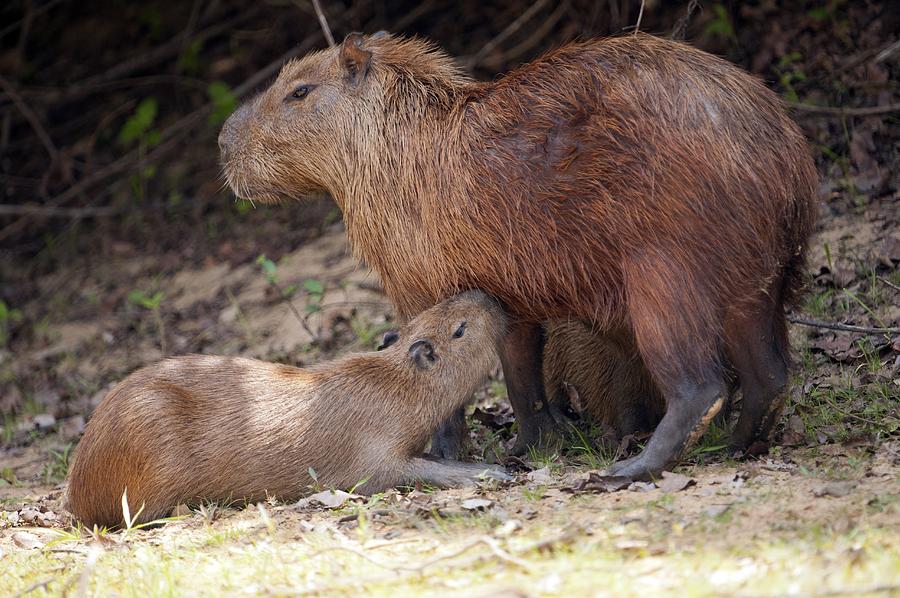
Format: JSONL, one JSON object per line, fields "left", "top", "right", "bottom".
{"left": 219, "top": 32, "right": 817, "bottom": 478}
{"left": 544, "top": 321, "right": 665, "bottom": 440}
{"left": 66, "top": 291, "right": 508, "bottom": 528}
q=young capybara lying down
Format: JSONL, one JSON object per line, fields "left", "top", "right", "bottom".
{"left": 218, "top": 32, "right": 818, "bottom": 479}
{"left": 66, "top": 291, "right": 509, "bottom": 528}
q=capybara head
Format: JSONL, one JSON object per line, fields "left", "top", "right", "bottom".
{"left": 379, "top": 290, "right": 505, "bottom": 377}
{"left": 219, "top": 32, "right": 467, "bottom": 202}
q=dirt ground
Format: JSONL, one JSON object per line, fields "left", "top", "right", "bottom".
{"left": 1, "top": 1, "right": 899, "bottom": 596}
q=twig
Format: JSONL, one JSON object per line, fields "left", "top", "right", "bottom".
{"left": 501, "top": 0, "right": 569, "bottom": 63}
{"left": 874, "top": 38, "right": 900, "bottom": 63}
{"left": 309, "top": 535, "right": 530, "bottom": 573}
{"left": 786, "top": 314, "right": 899, "bottom": 335}
{"left": 310, "top": 0, "right": 335, "bottom": 47}
{"left": 633, "top": 0, "right": 645, "bottom": 34}
{"left": 11, "top": 578, "right": 54, "bottom": 598}
{"left": 0, "top": 204, "right": 119, "bottom": 218}
{"left": 787, "top": 101, "right": 900, "bottom": 117}
{"left": 877, "top": 276, "right": 900, "bottom": 293}
{"left": 671, "top": 0, "right": 701, "bottom": 40}
{"left": 0, "top": 75, "right": 59, "bottom": 165}
{"left": 467, "top": 0, "right": 551, "bottom": 68}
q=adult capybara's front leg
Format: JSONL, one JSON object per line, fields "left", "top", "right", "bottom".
{"left": 429, "top": 407, "right": 468, "bottom": 459}
{"left": 501, "top": 322, "right": 563, "bottom": 455}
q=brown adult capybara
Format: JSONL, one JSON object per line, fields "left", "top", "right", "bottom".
{"left": 219, "top": 32, "right": 818, "bottom": 479}
{"left": 543, "top": 321, "right": 665, "bottom": 440}
{"left": 66, "top": 291, "right": 509, "bottom": 528}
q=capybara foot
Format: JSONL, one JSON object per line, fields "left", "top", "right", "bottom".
{"left": 509, "top": 410, "right": 566, "bottom": 456}
{"left": 604, "top": 455, "right": 654, "bottom": 480}
{"left": 404, "top": 457, "right": 512, "bottom": 488}
{"left": 428, "top": 407, "right": 468, "bottom": 459}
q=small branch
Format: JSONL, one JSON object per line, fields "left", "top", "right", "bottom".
{"left": 787, "top": 314, "right": 899, "bottom": 335}
{"left": 787, "top": 101, "right": 900, "bottom": 117}
{"left": 877, "top": 276, "right": 900, "bottom": 293}
{"left": 671, "top": 0, "right": 701, "bottom": 41}
{"left": 874, "top": 38, "right": 900, "bottom": 63}
{"left": 0, "top": 204, "right": 119, "bottom": 218}
{"left": 0, "top": 75, "right": 59, "bottom": 164}
{"left": 310, "top": 0, "right": 335, "bottom": 47}
{"left": 467, "top": 0, "right": 551, "bottom": 68}
{"left": 633, "top": 0, "right": 645, "bottom": 34}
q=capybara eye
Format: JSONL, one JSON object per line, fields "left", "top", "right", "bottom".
{"left": 289, "top": 85, "right": 311, "bottom": 101}
{"left": 452, "top": 322, "right": 467, "bottom": 339}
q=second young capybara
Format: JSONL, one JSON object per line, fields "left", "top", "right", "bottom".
{"left": 543, "top": 321, "right": 665, "bottom": 440}
{"left": 66, "top": 291, "right": 509, "bottom": 528}
{"left": 218, "top": 32, "right": 818, "bottom": 478}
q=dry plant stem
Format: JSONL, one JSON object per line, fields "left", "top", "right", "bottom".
{"left": 501, "top": 0, "right": 570, "bottom": 63}
{"left": 309, "top": 536, "right": 530, "bottom": 573}
{"left": 671, "top": 0, "right": 701, "bottom": 40}
{"left": 467, "top": 0, "right": 551, "bottom": 68}
{"left": 788, "top": 101, "right": 900, "bottom": 117}
{"left": 0, "top": 75, "right": 59, "bottom": 164}
{"left": 0, "top": 204, "right": 118, "bottom": 218}
{"left": 11, "top": 578, "right": 54, "bottom": 598}
{"left": 267, "top": 280, "right": 317, "bottom": 340}
{"left": 310, "top": 0, "right": 335, "bottom": 47}
{"left": 877, "top": 277, "right": 900, "bottom": 293}
{"left": 786, "top": 314, "right": 899, "bottom": 335}
{"left": 634, "top": 0, "right": 645, "bottom": 34}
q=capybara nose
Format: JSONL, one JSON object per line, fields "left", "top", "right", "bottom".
{"left": 409, "top": 339, "right": 436, "bottom": 369}
{"left": 218, "top": 103, "right": 251, "bottom": 159}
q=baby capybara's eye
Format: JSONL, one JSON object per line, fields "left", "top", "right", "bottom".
{"left": 288, "top": 85, "right": 311, "bottom": 101}
{"left": 452, "top": 322, "right": 467, "bottom": 339}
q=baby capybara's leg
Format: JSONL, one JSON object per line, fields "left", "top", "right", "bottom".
{"left": 726, "top": 302, "right": 790, "bottom": 453}
{"left": 401, "top": 457, "right": 511, "bottom": 488}
{"left": 428, "top": 408, "right": 468, "bottom": 459}
{"left": 500, "top": 322, "right": 563, "bottom": 455}
{"left": 606, "top": 258, "right": 726, "bottom": 479}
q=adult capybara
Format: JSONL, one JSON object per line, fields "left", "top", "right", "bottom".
{"left": 543, "top": 321, "right": 665, "bottom": 440}
{"left": 66, "top": 291, "right": 509, "bottom": 528}
{"left": 219, "top": 32, "right": 817, "bottom": 479}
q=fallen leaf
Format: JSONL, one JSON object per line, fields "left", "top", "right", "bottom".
{"left": 657, "top": 471, "right": 695, "bottom": 493}
{"left": 296, "top": 490, "right": 358, "bottom": 509}
{"left": 526, "top": 467, "right": 552, "bottom": 484}
{"left": 12, "top": 531, "right": 44, "bottom": 550}
{"left": 704, "top": 504, "right": 730, "bottom": 517}
{"left": 572, "top": 472, "right": 632, "bottom": 493}
{"left": 628, "top": 481, "right": 656, "bottom": 492}
{"left": 494, "top": 519, "right": 521, "bottom": 537}
{"left": 461, "top": 498, "right": 493, "bottom": 511}
{"left": 813, "top": 481, "right": 858, "bottom": 498}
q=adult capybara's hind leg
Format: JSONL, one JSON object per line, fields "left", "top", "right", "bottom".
{"left": 606, "top": 257, "right": 727, "bottom": 479}
{"left": 726, "top": 300, "right": 790, "bottom": 453}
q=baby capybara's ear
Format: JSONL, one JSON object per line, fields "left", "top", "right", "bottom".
{"left": 341, "top": 33, "right": 371, "bottom": 85}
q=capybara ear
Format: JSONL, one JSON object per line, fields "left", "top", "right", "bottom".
{"left": 341, "top": 32, "right": 372, "bottom": 85}
{"left": 409, "top": 339, "right": 437, "bottom": 370}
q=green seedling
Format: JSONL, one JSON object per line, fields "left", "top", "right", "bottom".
{"left": 128, "top": 289, "right": 167, "bottom": 354}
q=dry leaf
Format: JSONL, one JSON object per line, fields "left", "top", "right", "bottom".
{"left": 461, "top": 498, "right": 493, "bottom": 511}
{"left": 296, "top": 490, "right": 358, "bottom": 509}
{"left": 657, "top": 471, "right": 695, "bottom": 493}
{"left": 12, "top": 531, "right": 44, "bottom": 550}
{"left": 813, "top": 481, "right": 858, "bottom": 498}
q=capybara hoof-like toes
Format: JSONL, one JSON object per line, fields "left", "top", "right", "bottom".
{"left": 604, "top": 455, "right": 660, "bottom": 481}
{"left": 510, "top": 416, "right": 566, "bottom": 457}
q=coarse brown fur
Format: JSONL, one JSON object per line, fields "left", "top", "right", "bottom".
{"left": 543, "top": 321, "right": 664, "bottom": 439}
{"left": 65, "top": 291, "right": 507, "bottom": 528}
{"left": 219, "top": 32, "right": 818, "bottom": 477}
